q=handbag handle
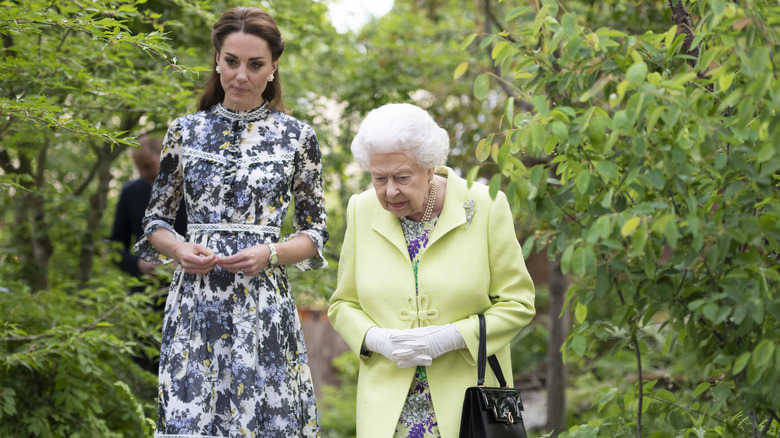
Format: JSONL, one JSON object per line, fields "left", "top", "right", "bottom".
{"left": 477, "top": 314, "right": 509, "bottom": 388}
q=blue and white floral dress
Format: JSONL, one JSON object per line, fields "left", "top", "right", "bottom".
{"left": 135, "top": 102, "right": 328, "bottom": 438}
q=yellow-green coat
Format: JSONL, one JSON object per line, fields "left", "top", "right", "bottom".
{"left": 328, "top": 167, "right": 536, "bottom": 438}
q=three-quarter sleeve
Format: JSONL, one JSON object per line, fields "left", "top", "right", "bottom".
{"left": 286, "top": 124, "right": 329, "bottom": 271}
{"left": 133, "top": 119, "right": 187, "bottom": 263}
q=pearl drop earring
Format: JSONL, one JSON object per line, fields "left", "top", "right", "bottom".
{"left": 215, "top": 65, "right": 221, "bottom": 74}
{"left": 267, "top": 73, "right": 275, "bottom": 82}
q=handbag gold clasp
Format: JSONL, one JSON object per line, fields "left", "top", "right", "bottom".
{"left": 507, "top": 412, "right": 514, "bottom": 424}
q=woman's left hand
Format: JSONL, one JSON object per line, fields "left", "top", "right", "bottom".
{"left": 217, "top": 244, "right": 270, "bottom": 276}
{"left": 391, "top": 324, "right": 466, "bottom": 359}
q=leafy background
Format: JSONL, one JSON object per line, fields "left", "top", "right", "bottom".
{"left": 1, "top": 0, "right": 778, "bottom": 437}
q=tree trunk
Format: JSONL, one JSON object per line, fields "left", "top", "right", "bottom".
{"left": 77, "top": 144, "right": 122, "bottom": 285}
{"left": 10, "top": 191, "right": 52, "bottom": 292}
{"left": 546, "top": 258, "right": 569, "bottom": 435}
{"left": 76, "top": 113, "right": 138, "bottom": 285}
{"left": 5, "top": 144, "right": 54, "bottom": 292}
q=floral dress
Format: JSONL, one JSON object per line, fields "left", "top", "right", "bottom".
{"left": 134, "top": 102, "right": 328, "bottom": 438}
{"left": 394, "top": 216, "right": 441, "bottom": 438}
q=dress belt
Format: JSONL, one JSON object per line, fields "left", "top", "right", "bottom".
{"left": 188, "top": 223, "right": 280, "bottom": 235}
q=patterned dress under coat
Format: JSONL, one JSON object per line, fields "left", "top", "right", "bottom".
{"left": 395, "top": 217, "right": 441, "bottom": 438}
{"left": 135, "top": 102, "right": 328, "bottom": 438}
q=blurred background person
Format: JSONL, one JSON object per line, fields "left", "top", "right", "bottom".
{"left": 110, "top": 134, "right": 186, "bottom": 280}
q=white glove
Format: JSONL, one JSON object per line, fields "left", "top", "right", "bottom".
{"left": 364, "top": 327, "right": 426, "bottom": 364}
{"left": 390, "top": 324, "right": 466, "bottom": 360}
{"left": 395, "top": 354, "right": 433, "bottom": 368}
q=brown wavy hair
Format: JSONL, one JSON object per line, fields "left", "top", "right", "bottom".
{"left": 197, "top": 7, "right": 285, "bottom": 112}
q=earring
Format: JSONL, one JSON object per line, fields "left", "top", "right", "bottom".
{"left": 267, "top": 73, "right": 274, "bottom": 82}
{"left": 215, "top": 65, "right": 221, "bottom": 74}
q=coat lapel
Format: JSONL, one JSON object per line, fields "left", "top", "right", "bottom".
{"left": 371, "top": 200, "right": 409, "bottom": 258}
{"left": 427, "top": 167, "right": 467, "bottom": 247}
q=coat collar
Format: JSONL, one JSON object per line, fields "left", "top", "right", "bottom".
{"left": 371, "top": 166, "right": 469, "bottom": 254}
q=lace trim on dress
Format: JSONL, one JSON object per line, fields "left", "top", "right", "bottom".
{"left": 188, "top": 223, "right": 280, "bottom": 235}
{"left": 284, "top": 230, "right": 329, "bottom": 271}
{"left": 214, "top": 102, "right": 271, "bottom": 121}
{"left": 183, "top": 148, "right": 294, "bottom": 167}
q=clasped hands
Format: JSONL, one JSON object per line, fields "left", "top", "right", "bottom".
{"left": 174, "top": 242, "right": 270, "bottom": 276}
{"left": 364, "top": 324, "right": 466, "bottom": 368}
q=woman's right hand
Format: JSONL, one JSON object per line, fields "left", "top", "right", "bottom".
{"left": 172, "top": 242, "right": 219, "bottom": 274}
{"left": 364, "top": 327, "right": 432, "bottom": 367}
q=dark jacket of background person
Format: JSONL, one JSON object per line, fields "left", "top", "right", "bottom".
{"left": 110, "top": 178, "right": 186, "bottom": 277}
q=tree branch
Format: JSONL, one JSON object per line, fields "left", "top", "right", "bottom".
{"left": 667, "top": 0, "right": 715, "bottom": 92}
{"left": 615, "top": 284, "right": 644, "bottom": 437}
{"left": 481, "top": 0, "right": 534, "bottom": 112}
{"left": 667, "top": 0, "right": 699, "bottom": 67}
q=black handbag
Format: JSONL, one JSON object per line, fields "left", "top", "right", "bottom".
{"left": 459, "top": 314, "right": 528, "bottom": 438}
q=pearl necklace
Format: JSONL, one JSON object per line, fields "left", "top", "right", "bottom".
{"left": 421, "top": 177, "right": 438, "bottom": 222}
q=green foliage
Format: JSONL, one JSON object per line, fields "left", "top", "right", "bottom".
{"left": 0, "top": 276, "right": 162, "bottom": 437}
{"left": 318, "top": 352, "right": 359, "bottom": 438}
{"left": 0, "top": 0, "right": 360, "bottom": 434}
{"left": 464, "top": 0, "right": 780, "bottom": 435}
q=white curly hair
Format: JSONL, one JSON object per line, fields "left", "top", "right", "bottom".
{"left": 350, "top": 103, "right": 450, "bottom": 171}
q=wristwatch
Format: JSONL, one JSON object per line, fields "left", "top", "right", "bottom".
{"left": 267, "top": 243, "right": 279, "bottom": 268}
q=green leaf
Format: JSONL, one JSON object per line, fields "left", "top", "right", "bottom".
{"left": 752, "top": 339, "right": 776, "bottom": 372}
{"left": 474, "top": 74, "right": 490, "bottom": 100}
{"left": 662, "top": 72, "right": 697, "bottom": 89}
{"left": 664, "top": 25, "right": 677, "bottom": 47}
{"left": 529, "top": 122, "right": 547, "bottom": 156}
{"left": 743, "top": 46, "right": 770, "bottom": 77}
{"left": 475, "top": 138, "right": 490, "bottom": 162}
{"left": 733, "top": 352, "right": 752, "bottom": 375}
{"left": 561, "top": 244, "right": 575, "bottom": 274}
{"left": 655, "top": 389, "right": 676, "bottom": 403}
{"left": 459, "top": 33, "right": 478, "bottom": 51}
{"left": 575, "top": 301, "right": 588, "bottom": 324}
{"left": 693, "top": 382, "right": 710, "bottom": 397}
{"left": 504, "top": 97, "right": 515, "bottom": 127}
{"left": 718, "top": 72, "right": 735, "bottom": 91}
{"left": 454, "top": 61, "right": 469, "bottom": 80}
{"left": 552, "top": 121, "right": 568, "bottom": 141}
{"left": 594, "top": 160, "right": 618, "bottom": 181}
{"left": 669, "top": 411, "right": 686, "bottom": 429}
{"left": 488, "top": 173, "right": 501, "bottom": 199}
{"left": 626, "top": 61, "right": 647, "bottom": 83}
{"left": 757, "top": 143, "right": 775, "bottom": 163}
{"left": 505, "top": 6, "right": 531, "bottom": 21}
{"left": 522, "top": 236, "right": 535, "bottom": 259}
{"left": 562, "top": 13, "right": 577, "bottom": 36}
{"left": 621, "top": 216, "right": 641, "bottom": 237}
{"left": 595, "top": 27, "right": 628, "bottom": 38}
{"left": 466, "top": 166, "right": 480, "bottom": 187}
{"left": 532, "top": 95, "right": 550, "bottom": 116}
{"left": 664, "top": 218, "right": 680, "bottom": 248}
{"left": 570, "top": 334, "right": 587, "bottom": 357}
{"left": 575, "top": 170, "right": 590, "bottom": 195}
{"left": 572, "top": 246, "right": 588, "bottom": 277}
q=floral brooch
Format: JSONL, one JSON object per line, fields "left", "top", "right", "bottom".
{"left": 463, "top": 200, "right": 476, "bottom": 228}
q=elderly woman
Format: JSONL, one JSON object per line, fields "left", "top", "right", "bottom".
{"left": 328, "top": 103, "right": 536, "bottom": 438}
